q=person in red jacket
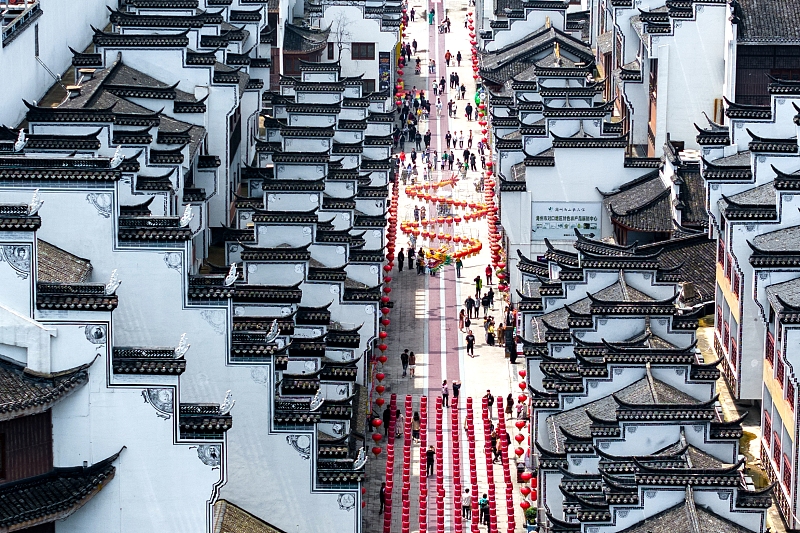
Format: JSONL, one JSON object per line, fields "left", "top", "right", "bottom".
{"left": 485, "top": 264, "right": 493, "bottom": 285}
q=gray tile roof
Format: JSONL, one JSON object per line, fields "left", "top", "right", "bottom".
{"left": 734, "top": 0, "right": 800, "bottom": 44}
{"left": 602, "top": 171, "right": 674, "bottom": 233}
{"left": 617, "top": 493, "right": 754, "bottom": 533}
{"left": 766, "top": 277, "right": 800, "bottom": 311}
{"left": 752, "top": 225, "right": 800, "bottom": 253}
{"left": 545, "top": 377, "right": 699, "bottom": 452}
{"left": 36, "top": 240, "right": 92, "bottom": 284}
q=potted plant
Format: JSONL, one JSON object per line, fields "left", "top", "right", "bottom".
{"left": 524, "top": 507, "right": 538, "bottom": 531}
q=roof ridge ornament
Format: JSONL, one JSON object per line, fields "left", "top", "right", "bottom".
{"left": 14, "top": 129, "right": 27, "bottom": 152}
{"left": 309, "top": 390, "right": 324, "bottom": 412}
{"left": 179, "top": 205, "right": 194, "bottom": 228}
{"left": 105, "top": 269, "right": 122, "bottom": 295}
{"left": 174, "top": 333, "right": 190, "bottom": 358}
{"left": 353, "top": 447, "right": 367, "bottom": 469}
{"left": 264, "top": 319, "right": 280, "bottom": 343}
{"left": 28, "top": 189, "right": 44, "bottom": 216}
{"left": 224, "top": 263, "right": 238, "bottom": 287}
{"left": 219, "top": 390, "right": 235, "bottom": 415}
{"left": 110, "top": 146, "right": 124, "bottom": 169}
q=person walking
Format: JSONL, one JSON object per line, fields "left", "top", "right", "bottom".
{"left": 455, "top": 257, "right": 463, "bottom": 277}
{"left": 488, "top": 286, "right": 495, "bottom": 310}
{"left": 459, "top": 131, "right": 465, "bottom": 148}
{"left": 497, "top": 322, "right": 505, "bottom": 347}
{"left": 459, "top": 309, "right": 466, "bottom": 331}
{"left": 408, "top": 248, "right": 414, "bottom": 270}
{"left": 414, "top": 205, "right": 420, "bottom": 222}
{"left": 442, "top": 380, "right": 449, "bottom": 407}
{"left": 479, "top": 494, "right": 490, "bottom": 526}
{"left": 465, "top": 295, "right": 476, "bottom": 318}
{"left": 408, "top": 351, "right": 416, "bottom": 377}
{"left": 449, "top": 150, "right": 455, "bottom": 170}
{"left": 474, "top": 275, "right": 483, "bottom": 299}
{"left": 426, "top": 445, "right": 436, "bottom": 476}
{"left": 410, "top": 7, "right": 415, "bottom": 21}
{"left": 490, "top": 430, "right": 499, "bottom": 463}
{"left": 481, "top": 293, "right": 490, "bottom": 318}
{"left": 453, "top": 380, "right": 461, "bottom": 403}
{"left": 485, "top": 264, "right": 493, "bottom": 285}
{"left": 436, "top": 98, "right": 442, "bottom": 117}
{"left": 456, "top": 50, "right": 462, "bottom": 66}
{"left": 506, "top": 393, "right": 514, "bottom": 418}
{"left": 445, "top": 130, "right": 452, "bottom": 148}
{"left": 415, "top": 131, "right": 422, "bottom": 150}
{"left": 383, "top": 407, "right": 391, "bottom": 436}
{"left": 412, "top": 38, "right": 418, "bottom": 54}
{"left": 484, "top": 390, "right": 494, "bottom": 416}
{"left": 465, "top": 102, "right": 473, "bottom": 121}
{"left": 462, "top": 489, "right": 472, "bottom": 520}
{"left": 379, "top": 482, "right": 386, "bottom": 514}
{"left": 466, "top": 330, "right": 476, "bottom": 357}
{"left": 412, "top": 412, "right": 421, "bottom": 443}
{"left": 470, "top": 153, "right": 477, "bottom": 172}
{"left": 460, "top": 83, "right": 466, "bottom": 99}
{"left": 398, "top": 249, "right": 405, "bottom": 271}
{"left": 444, "top": 50, "right": 452, "bottom": 66}
{"left": 428, "top": 7, "right": 435, "bottom": 24}
{"left": 468, "top": 130, "right": 473, "bottom": 149}
{"left": 400, "top": 349, "right": 409, "bottom": 377}
{"left": 417, "top": 249, "right": 425, "bottom": 275}
{"left": 395, "top": 409, "right": 404, "bottom": 438}
{"left": 424, "top": 130, "right": 431, "bottom": 149}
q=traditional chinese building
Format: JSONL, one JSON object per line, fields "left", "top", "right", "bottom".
{"left": 0, "top": 1, "right": 390, "bottom": 532}
{"left": 520, "top": 237, "right": 771, "bottom": 533}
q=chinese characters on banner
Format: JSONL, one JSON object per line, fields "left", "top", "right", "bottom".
{"left": 531, "top": 202, "right": 601, "bottom": 240}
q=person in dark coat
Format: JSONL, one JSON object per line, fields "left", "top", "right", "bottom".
{"left": 398, "top": 248, "right": 405, "bottom": 271}
{"left": 383, "top": 407, "right": 391, "bottom": 436}
{"left": 379, "top": 482, "right": 386, "bottom": 514}
{"left": 408, "top": 249, "right": 414, "bottom": 270}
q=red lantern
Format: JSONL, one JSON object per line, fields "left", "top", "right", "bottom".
{"left": 372, "top": 446, "right": 382, "bottom": 457}
{"left": 531, "top": 477, "right": 538, "bottom": 489}
{"left": 520, "top": 487, "right": 531, "bottom": 497}
{"left": 384, "top": 276, "right": 392, "bottom": 283}
{"left": 519, "top": 369, "right": 527, "bottom": 378}
{"left": 378, "top": 343, "right": 388, "bottom": 352}
{"left": 519, "top": 501, "right": 530, "bottom": 511}
{"left": 380, "top": 296, "right": 390, "bottom": 304}
{"left": 383, "top": 265, "right": 392, "bottom": 272}
{"left": 381, "top": 307, "right": 391, "bottom": 315}
{"left": 372, "top": 433, "right": 383, "bottom": 443}
{"left": 378, "top": 355, "right": 388, "bottom": 364}
{"left": 376, "top": 385, "right": 386, "bottom": 394}
{"left": 530, "top": 488, "right": 538, "bottom": 500}
{"left": 381, "top": 318, "right": 391, "bottom": 326}
{"left": 372, "top": 419, "right": 383, "bottom": 428}
{"left": 515, "top": 420, "right": 526, "bottom": 430}
{"left": 376, "top": 372, "right": 385, "bottom": 381}
{"left": 518, "top": 394, "right": 528, "bottom": 403}
{"left": 515, "top": 434, "right": 525, "bottom": 444}
{"left": 520, "top": 472, "right": 533, "bottom": 482}
{"left": 515, "top": 447, "right": 525, "bottom": 457}
{"left": 379, "top": 331, "right": 388, "bottom": 339}
{"left": 383, "top": 286, "right": 392, "bottom": 294}
{"left": 376, "top": 397, "right": 385, "bottom": 407}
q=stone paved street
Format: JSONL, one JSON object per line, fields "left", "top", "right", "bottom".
{"left": 363, "top": 0, "right": 528, "bottom": 531}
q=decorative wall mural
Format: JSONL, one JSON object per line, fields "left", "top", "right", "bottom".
{"left": 331, "top": 422, "right": 345, "bottom": 436}
{"left": 86, "top": 193, "right": 112, "bottom": 218}
{"left": 286, "top": 434, "right": 311, "bottom": 460}
{"left": 201, "top": 310, "right": 226, "bottom": 335}
{"left": 251, "top": 367, "right": 269, "bottom": 385}
{"left": 0, "top": 245, "right": 31, "bottom": 278}
{"left": 84, "top": 325, "right": 107, "bottom": 344}
{"left": 197, "top": 445, "right": 221, "bottom": 467}
{"left": 337, "top": 494, "right": 356, "bottom": 511}
{"left": 143, "top": 388, "right": 174, "bottom": 419}
{"left": 163, "top": 252, "right": 182, "bottom": 272}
